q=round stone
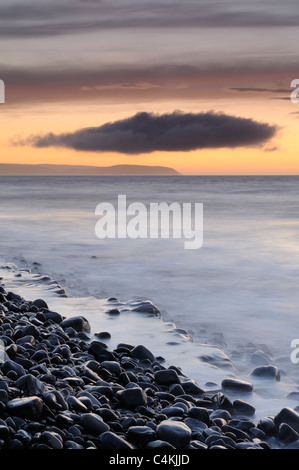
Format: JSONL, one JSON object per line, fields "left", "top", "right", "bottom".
{"left": 250, "top": 365, "right": 280, "bottom": 381}
{"left": 221, "top": 378, "right": 253, "bottom": 392}
{"left": 6, "top": 396, "right": 43, "bottom": 420}
{"left": 156, "top": 420, "right": 192, "bottom": 449}
{"left": 80, "top": 413, "right": 110, "bottom": 435}
{"left": 154, "top": 369, "right": 180, "bottom": 385}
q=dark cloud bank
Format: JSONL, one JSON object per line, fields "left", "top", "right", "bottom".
{"left": 17, "top": 111, "right": 277, "bottom": 154}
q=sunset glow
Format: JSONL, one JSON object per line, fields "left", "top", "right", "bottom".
{"left": 0, "top": 0, "right": 298, "bottom": 174}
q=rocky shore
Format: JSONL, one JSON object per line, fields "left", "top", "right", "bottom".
{"left": 0, "top": 282, "right": 298, "bottom": 450}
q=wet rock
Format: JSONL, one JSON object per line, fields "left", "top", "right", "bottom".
{"left": 184, "top": 417, "right": 207, "bottom": 437}
{"left": 60, "top": 316, "right": 90, "bottom": 332}
{"left": 99, "top": 431, "right": 135, "bottom": 449}
{"left": 105, "top": 308, "right": 120, "bottom": 316}
{"left": 187, "top": 406, "right": 210, "bottom": 424}
{"left": 6, "top": 397, "right": 43, "bottom": 420}
{"left": 1, "top": 360, "right": 26, "bottom": 378}
{"left": 156, "top": 420, "right": 192, "bottom": 448}
{"left": 228, "top": 418, "right": 255, "bottom": 431}
{"left": 154, "top": 369, "right": 180, "bottom": 385}
{"left": 101, "top": 361, "right": 121, "bottom": 376}
{"left": 146, "top": 440, "right": 175, "bottom": 449}
{"left": 131, "top": 301, "right": 160, "bottom": 316}
{"left": 233, "top": 399, "right": 255, "bottom": 417}
{"left": 88, "top": 341, "right": 115, "bottom": 362}
{"left": 250, "top": 365, "right": 280, "bottom": 381}
{"left": 127, "top": 425, "right": 155, "bottom": 445}
{"left": 116, "top": 387, "right": 147, "bottom": 409}
{"left": 236, "top": 442, "right": 263, "bottom": 449}
{"left": 32, "top": 299, "right": 48, "bottom": 310}
{"left": 131, "top": 345, "right": 156, "bottom": 363}
{"left": 80, "top": 413, "right": 110, "bottom": 435}
{"left": 180, "top": 380, "right": 204, "bottom": 396}
{"left": 41, "top": 431, "right": 63, "bottom": 450}
{"left": 257, "top": 417, "right": 276, "bottom": 435}
{"left": 210, "top": 409, "right": 232, "bottom": 421}
{"left": 277, "top": 423, "right": 299, "bottom": 444}
{"left": 66, "top": 396, "right": 88, "bottom": 412}
{"left": 15, "top": 374, "right": 47, "bottom": 395}
{"left": 161, "top": 406, "right": 185, "bottom": 418}
{"left": 221, "top": 378, "right": 253, "bottom": 393}
{"left": 274, "top": 408, "right": 299, "bottom": 434}
{"left": 42, "top": 310, "right": 63, "bottom": 324}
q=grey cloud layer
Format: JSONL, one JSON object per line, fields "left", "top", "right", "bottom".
{"left": 1, "top": 0, "right": 298, "bottom": 38}
{"left": 16, "top": 111, "right": 278, "bottom": 154}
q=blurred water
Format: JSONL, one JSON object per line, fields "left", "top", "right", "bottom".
{"left": 1, "top": 175, "right": 299, "bottom": 383}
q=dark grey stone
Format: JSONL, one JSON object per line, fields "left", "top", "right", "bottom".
{"left": 99, "top": 431, "right": 135, "bottom": 449}
{"left": 156, "top": 420, "right": 192, "bottom": 449}
{"left": 15, "top": 374, "right": 47, "bottom": 395}
{"left": 155, "top": 369, "right": 180, "bottom": 385}
{"left": 1, "top": 360, "right": 26, "bottom": 378}
{"left": 127, "top": 425, "right": 155, "bottom": 444}
{"left": 161, "top": 407, "right": 185, "bottom": 417}
{"left": 131, "top": 345, "right": 156, "bottom": 363}
{"left": 257, "top": 417, "right": 276, "bottom": 435}
{"left": 187, "top": 406, "right": 210, "bottom": 424}
{"left": 80, "top": 413, "right": 110, "bottom": 435}
{"left": 6, "top": 396, "right": 43, "bottom": 420}
{"left": 233, "top": 399, "right": 256, "bottom": 416}
{"left": 278, "top": 423, "right": 299, "bottom": 443}
{"left": 41, "top": 431, "right": 63, "bottom": 449}
{"left": 32, "top": 299, "right": 48, "bottom": 310}
{"left": 60, "top": 316, "right": 90, "bottom": 332}
{"left": 250, "top": 365, "right": 280, "bottom": 381}
{"left": 101, "top": 361, "right": 121, "bottom": 376}
{"left": 274, "top": 407, "right": 299, "bottom": 434}
{"left": 116, "top": 387, "right": 147, "bottom": 409}
{"left": 221, "top": 378, "right": 253, "bottom": 392}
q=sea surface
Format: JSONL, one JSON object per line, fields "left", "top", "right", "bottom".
{"left": 1, "top": 175, "right": 299, "bottom": 420}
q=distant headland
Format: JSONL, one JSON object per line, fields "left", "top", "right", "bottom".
{"left": 0, "top": 164, "right": 181, "bottom": 176}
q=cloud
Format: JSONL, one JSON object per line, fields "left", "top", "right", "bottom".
{"left": 15, "top": 110, "right": 278, "bottom": 154}
{"left": 264, "top": 146, "right": 278, "bottom": 152}
{"left": 228, "top": 87, "right": 291, "bottom": 94}
{"left": 1, "top": 60, "right": 297, "bottom": 108}
{"left": 0, "top": 1, "right": 298, "bottom": 38}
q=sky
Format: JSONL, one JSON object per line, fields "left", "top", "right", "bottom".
{"left": 0, "top": 0, "right": 298, "bottom": 174}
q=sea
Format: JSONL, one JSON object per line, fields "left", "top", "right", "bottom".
{"left": 1, "top": 175, "right": 299, "bottom": 421}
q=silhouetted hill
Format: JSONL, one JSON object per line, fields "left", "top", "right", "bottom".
{"left": 0, "top": 164, "right": 181, "bottom": 176}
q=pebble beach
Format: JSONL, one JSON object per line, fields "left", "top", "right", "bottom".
{"left": 0, "top": 266, "right": 299, "bottom": 451}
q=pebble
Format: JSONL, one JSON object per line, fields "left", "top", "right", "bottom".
{"left": 6, "top": 397, "right": 43, "bottom": 420}
{"left": 250, "top": 365, "right": 280, "bottom": 381}
{"left": 154, "top": 369, "right": 180, "bottom": 385}
{"left": 116, "top": 387, "right": 147, "bottom": 409}
{"left": 257, "top": 417, "right": 276, "bottom": 435}
{"left": 99, "top": 431, "right": 135, "bottom": 449}
{"left": 127, "top": 425, "right": 155, "bottom": 445}
{"left": 156, "top": 420, "right": 192, "bottom": 448}
{"left": 79, "top": 413, "right": 110, "bottom": 435}
{"left": 233, "top": 399, "right": 256, "bottom": 416}
{"left": 60, "top": 316, "right": 90, "bottom": 332}
{"left": 221, "top": 378, "right": 253, "bottom": 392}
{"left": 274, "top": 407, "right": 299, "bottom": 433}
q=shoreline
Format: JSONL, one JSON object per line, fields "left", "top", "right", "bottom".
{"left": 0, "top": 267, "right": 298, "bottom": 449}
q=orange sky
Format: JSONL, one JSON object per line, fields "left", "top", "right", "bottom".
{"left": 0, "top": 0, "right": 298, "bottom": 175}
{"left": 1, "top": 93, "right": 297, "bottom": 175}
